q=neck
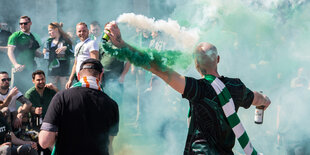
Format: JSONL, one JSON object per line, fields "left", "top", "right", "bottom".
{"left": 201, "top": 70, "right": 220, "bottom": 78}
{"left": 54, "top": 36, "right": 60, "bottom": 41}
{"left": 0, "top": 88, "right": 8, "bottom": 94}
{"left": 36, "top": 87, "right": 45, "bottom": 96}
{"left": 22, "top": 30, "right": 30, "bottom": 34}
{"left": 80, "top": 37, "right": 88, "bottom": 42}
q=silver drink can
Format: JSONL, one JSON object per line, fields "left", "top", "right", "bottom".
{"left": 44, "top": 52, "right": 49, "bottom": 60}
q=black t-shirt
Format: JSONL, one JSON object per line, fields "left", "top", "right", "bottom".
{"left": 0, "top": 113, "right": 11, "bottom": 144}
{"left": 182, "top": 76, "right": 254, "bottom": 155}
{"left": 43, "top": 87, "right": 119, "bottom": 155}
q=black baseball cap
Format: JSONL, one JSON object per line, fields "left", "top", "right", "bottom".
{"left": 80, "top": 58, "right": 103, "bottom": 73}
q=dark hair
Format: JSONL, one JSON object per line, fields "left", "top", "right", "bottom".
{"left": 79, "top": 58, "right": 103, "bottom": 76}
{"left": 0, "top": 71, "right": 8, "bottom": 75}
{"left": 49, "top": 22, "right": 72, "bottom": 45}
{"left": 20, "top": 16, "right": 31, "bottom": 22}
{"left": 32, "top": 70, "right": 45, "bottom": 79}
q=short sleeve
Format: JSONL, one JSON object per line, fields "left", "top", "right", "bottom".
{"left": 182, "top": 77, "right": 204, "bottom": 101}
{"left": 240, "top": 87, "right": 254, "bottom": 109}
{"left": 89, "top": 40, "right": 99, "bottom": 52}
{"left": 42, "top": 92, "right": 62, "bottom": 130}
{"left": 24, "top": 90, "right": 33, "bottom": 102}
{"left": 7, "top": 32, "right": 17, "bottom": 46}
{"left": 15, "top": 91, "right": 23, "bottom": 99}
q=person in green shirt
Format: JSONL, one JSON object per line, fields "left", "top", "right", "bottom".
{"left": 7, "top": 16, "right": 41, "bottom": 93}
{"left": 24, "top": 70, "right": 57, "bottom": 131}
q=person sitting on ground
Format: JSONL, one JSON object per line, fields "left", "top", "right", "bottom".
{"left": 0, "top": 112, "right": 37, "bottom": 155}
{"left": 0, "top": 71, "right": 32, "bottom": 130}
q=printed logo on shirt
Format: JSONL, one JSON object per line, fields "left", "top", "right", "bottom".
{"left": 0, "top": 126, "right": 6, "bottom": 132}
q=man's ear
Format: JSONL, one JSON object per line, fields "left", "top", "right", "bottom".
{"left": 217, "top": 55, "right": 220, "bottom": 64}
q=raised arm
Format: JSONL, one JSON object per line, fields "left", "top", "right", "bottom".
{"left": 104, "top": 22, "right": 186, "bottom": 94}
{"left": 119, "top": 62, "right": 131, "bottom": 83}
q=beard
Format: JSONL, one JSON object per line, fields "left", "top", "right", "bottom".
{"left": 37, "top": 84, "right": 45, "bottom": 90}
{"left": 1, "top": 85, "right": 9, "bottom": 90}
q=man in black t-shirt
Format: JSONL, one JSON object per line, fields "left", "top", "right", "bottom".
{"left": 105, "top": 22, "right": 271, "bottom": 154}
{"left": 0, "top": 112, "right": 37, "bottom": 155}
{"left": 39, "top": 58, "right": 119, "bottom": 155}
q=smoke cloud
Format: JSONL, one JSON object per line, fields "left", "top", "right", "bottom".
{"left": 1, "top": 0, "right": 310, "bottom": 154}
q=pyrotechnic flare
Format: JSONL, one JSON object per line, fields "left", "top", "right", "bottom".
{"left": 116, "top": 13, "right": 200, "bottom": 50}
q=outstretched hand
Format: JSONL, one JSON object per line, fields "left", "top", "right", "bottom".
{"left": 252, "top": 91, "right": 271, "bottom": 111}
{"left": 104, "top": 21, "right": 126, "bottom": 48}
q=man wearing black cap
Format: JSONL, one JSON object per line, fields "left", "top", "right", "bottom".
{"left": 38, "top": 58, "right": 119, "bottom": 155}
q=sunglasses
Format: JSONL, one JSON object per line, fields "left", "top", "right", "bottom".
{"left": 19, "top": 22, "right": 29, "bottom": 25}
{"left": 1, "top": 78, "right": 11, "bottom": 82}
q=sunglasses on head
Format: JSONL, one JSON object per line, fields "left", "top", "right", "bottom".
{"left": 1, "top": 78, "right": 11, "bottom": 82}
{"left": 19, "top": 22, "right": 29, "bottom": 25}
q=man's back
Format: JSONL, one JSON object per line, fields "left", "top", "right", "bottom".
{"left": 43, "top": 87, "right": 119, "bottom": 155}
{"left": 182, "top": 76, "right": 254, "bottom": 154}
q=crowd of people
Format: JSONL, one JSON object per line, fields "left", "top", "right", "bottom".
{"left": 0, "top": 15, "right": 275, "bottom": 155}
{"left": 0, "top": 15, "right": 175, "bottom": 155}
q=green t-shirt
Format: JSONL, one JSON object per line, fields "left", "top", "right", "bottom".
{"left": 25, "top": 86, "right": 56, "bottom": 118}
{"left": 7, "top": 31, "right": 40, "bottom": 70}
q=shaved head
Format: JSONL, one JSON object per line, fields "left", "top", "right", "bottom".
{"left": 194, "top": 42, "right": 219, "bottom": 75}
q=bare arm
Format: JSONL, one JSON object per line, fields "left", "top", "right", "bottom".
{"left": 90, "top": 50, "right": 99, "bottom": 59}
{"left": 1, "top": 95, "right": 12, "bottom": 109}
{"left": 11, "top": 132, "right": 37, "bottom": 150}
{"left": 105, "top": 22, "right": 186, "bottom": 94}
{"left": 17, "top": 96, "right": 32, "bottom": 113}
{"left": 251, "top": 91, "right": 271, "bottom": 110}
{"left": 39, "top": 130, "right": 56, "bottom": 149}
{"left": 7, "top": 46, "right": 19, "bottom": 67}
{"left": 43, "top": 48, "right": 47, "bottom": 54}
{"left": 0, "top": 87, "right": 19, "bottom": 109}
{"left": 108, "top": 136, "right": 114, "bottom": 155}
{"left": 45, "top": 83, "right": 59, "bottom": 92}
{"left": 119, "top": 62, "right": 131, "bottom": 83}
{"left": 66, "top": 59, "right": 77, "bottom": 89}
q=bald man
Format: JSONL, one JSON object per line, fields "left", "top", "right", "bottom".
{"left": 105, "top": 22, "right": 271, "bottom": 154}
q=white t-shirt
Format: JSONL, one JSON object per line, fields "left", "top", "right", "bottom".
{"left": 0, "top": 88, "right": 23, "bottom": 112}
{"left": 74, "top": 38, "right": 99, "bottom": 73}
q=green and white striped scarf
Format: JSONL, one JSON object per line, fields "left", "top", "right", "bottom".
{"left": 71, "top": 76, "right": 102, "bottom": 90}
{"left": 205, "top": 74, "right": 261, "bottom": 155}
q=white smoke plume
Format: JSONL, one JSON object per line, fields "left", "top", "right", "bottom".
{"left": 117, "top": 13, "right": 200, "bottom": 50}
